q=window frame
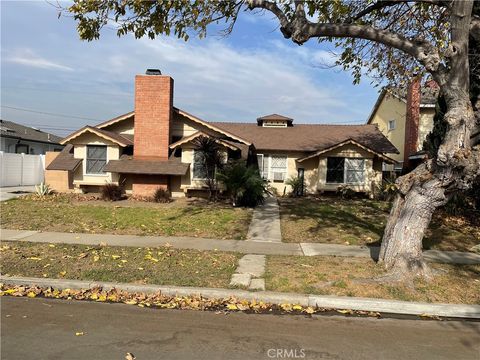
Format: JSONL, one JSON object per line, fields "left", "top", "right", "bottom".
{"left": 388, "top": 119, "right": 396, "bottom": 131}
{"left": 85, "top": 145, "right": 108, "bottom": 175}
{"left": 326, "top": 157, "right": 365, "bottom": 185}
{"left": 269, "top": 155, "right": 288, "bottom": 182}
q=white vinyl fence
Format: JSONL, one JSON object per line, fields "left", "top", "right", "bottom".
{"left": 0, "top": 152, "right": 45, "bottom": 187}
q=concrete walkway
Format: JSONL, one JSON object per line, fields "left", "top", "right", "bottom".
{"left": 246, "top": 196, "right": 282, "bottom": 243}
{"left": 230, "top": 254, "right": 266, "bottom": 290}
{"left": 2, "top": 229, "right": 479, "bottom": 265}
{"left": 0, "top": 186, "right": 35, "bottom": 202}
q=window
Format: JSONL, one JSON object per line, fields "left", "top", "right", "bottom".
{"left": 326, "top": 157, "right": 365, "bottom": 184}
{"left": 86, "top": 145, "right": 107, "bottom": 174}
{"left": 15, "top": 144, "right": 29, "bottom": 154}
{"left": 388, "top": 119, "right": 396, "bottom": 131}
{"left": 193, "top": 150, "right": 208, "bottom": 179}
{"left": 257, "top": 154, "right": 268, "bottom": 179}
{"left": 270, "top": 155, "right": 287, "bottom": 182}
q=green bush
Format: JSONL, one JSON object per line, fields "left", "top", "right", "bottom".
{"left": 153, "top": 188, "right": 172, "bottom": 203}
{"left": 101, "top": 183, "right": 124, "bottom": 201}
{"left": 285, "top": 176, "right": 304, "bottom": 197}
{"left": 217, "top": 161, "right": 267, "bottom": 207}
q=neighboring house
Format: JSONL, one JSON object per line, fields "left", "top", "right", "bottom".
{"left": 366, "top": 78, "right": 439, "bottom": 173}
{"left": 0, "top": 119, "right": 64, "bottom": 154}
{"left": 45, "top": 70, "right": 399, "bottom": 197}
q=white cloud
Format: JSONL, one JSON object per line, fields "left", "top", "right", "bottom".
{"left": 5, "top": 48, "right": 73, "bottom": 71}
{"left": 85, "top": 37, "right": 349, "bottom": 123}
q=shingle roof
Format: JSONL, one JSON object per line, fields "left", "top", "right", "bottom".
{"left": 45, "top": 144, "right": 82, "bottom": 171}
{"left": 209, "top": 122, "right": 399, "bottom": 154}
{"left": 0, "top": 119, "right": 63, "bottom": 144}
{"left": 104, "top": 156, "right": 189, "bottom": 175}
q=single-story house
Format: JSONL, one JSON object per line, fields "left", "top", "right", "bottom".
{"left": 45, "top": 70, "right": 399, "bottom": 197}
{"left": 0, "top": 119, "right": 64, "bottom": 154}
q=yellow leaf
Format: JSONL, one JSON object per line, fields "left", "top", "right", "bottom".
{"left": 121, "top": 260, "right": 128, "bottom": 263}
{"left": 93, "top": 255, "right": 100, "bottom": 262}
{"left": 304, "top": 307, "right": 315, "bottom": 314}
{"left": 59, "top": 271, "right": 67, "bottom": 277}
{"left": 75, "top": 332, "right": 84, "bottom": 336}
{"left": 137, "top": 267, "right": 144, "bottom": 270}
{"left": 27, "top": 291, "right": 37, "bottom": 298}
{"left": 43, "top": 263, "right": 51, "bottom": 268}
{"left": 292, "top": 305, "right": 303, "bottom": 311}
{"left": 27, "top": 257, "right": 42, "bottom": 261}
{"left": 124, "top": 300, "right": 137, "bottom": 305}
{"left": 97, "top": 295, "right": 107, "bottom": 302}
{"left": 111, "top": 255, "right": 121, "bottom": 260}
{"left": 48, "top": 244, "right": 56, "bottom": 248}
{"left": 226, "top": 304, "right": 238, "bottom": 310}
{"left": 90, "top": 294, "right": 98, "bottom": 300}
{"left": 337, "top": 309, "right": 353, "bottom": 314}
{"left": 3, "top": 289, "right": 16, "bottom": 295}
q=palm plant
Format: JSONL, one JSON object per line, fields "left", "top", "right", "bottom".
{"left": 192, "top": 135, "right": 224, "bottom": 201}
{"left": 217, "top": 161, "right": 267, "bottom": 207}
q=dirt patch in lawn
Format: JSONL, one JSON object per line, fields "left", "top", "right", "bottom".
{"left": 265, "top": 255, "right": 480, "bottom": 305}
{"left": 0, "top": 195, "right": 252, "bottom": 240}
{"left": 0, "top": 241, "right": 240, "bottom": 288}
{"left": 279, "top": 196, "right": 479, "bottom": 252}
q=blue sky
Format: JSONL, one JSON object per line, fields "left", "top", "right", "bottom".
{"left": 1, "top": 1, "right": 381, "bottom": 137}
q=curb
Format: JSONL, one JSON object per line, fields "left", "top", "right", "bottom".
{"left": 2, "top": 276, "right": 479, "bottom": 320}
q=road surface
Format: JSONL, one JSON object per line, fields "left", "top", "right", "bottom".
{"left": 1, "top": 297, "right": 479, "bottom": 359}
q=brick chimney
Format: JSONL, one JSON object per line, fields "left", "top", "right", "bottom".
{"left": 134, "top": 70, "right": 173, "bottom": 160}
{"left": 403, "top": 76, "right": 421, "bottom": 169}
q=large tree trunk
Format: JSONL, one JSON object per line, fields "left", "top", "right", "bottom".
{"left": 378, "top": 0, "right": 478, "bottom": 281}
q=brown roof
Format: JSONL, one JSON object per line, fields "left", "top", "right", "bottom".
{"left": 104, "top": 156, "right": 189, "bottom": 175}
{"left": 1, "top": 119, "right": 63, "bottom": 144}
{"left": 210, "top": 122, "right": 399, "bottom": 154}
{"left": 257, "top": 114, "right": 293, "bottom": 121}
{"left": 61, "top": 126, "right": 133, "bottom": 147}
{"left": 46, "top": 144, "right": 82, "bottom": 171}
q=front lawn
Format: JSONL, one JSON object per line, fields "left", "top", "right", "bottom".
{"left": 0, "top": 241, "right": 240, "bottom": 288}
{"left": 265, "top": 255, "right": 480, "bottom": 304}
{"left": 279, "top": 197, "right": 479, "bottom": 252}
{"left": 0, "top": 195, "right": 252, "bottom": 240}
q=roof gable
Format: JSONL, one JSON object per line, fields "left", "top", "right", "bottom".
{"left": 61, "top": 126, "right": 133, "bottom": 147}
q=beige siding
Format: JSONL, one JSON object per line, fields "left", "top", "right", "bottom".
{"left": 101, "top": 117, "right": 135, "bottom": 135}
{"left": 171, "top": 113, "right": 198, "bottom": 138}
{"left": 369, "top": 94, "right": 406, "bottom": 164}
{"left": 70, "top": 133, "right": 121, "bottom": 187}
{"left": 418, "top": 108, "right": 435, "bottom": 148}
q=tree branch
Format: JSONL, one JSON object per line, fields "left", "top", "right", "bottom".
{"left": 471, "top": 16, "right": 480, "bottom": 41}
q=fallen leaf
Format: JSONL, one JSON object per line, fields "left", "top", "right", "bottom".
{"left": 27, "top": 291, "right": 37, "bottom": 298}
{"left": 59, "top": 271, "right": 67, "bottom": 277}
{"left": 111, "top": 255, "right": 121, "bottom": 260}
{"left": 27, "top": 257, "right": 42, "bottom": 261}
{"left": 75, "top": 332, "right": 84, "bottom": 336}
{"left": 125, "top": 353, "right": 136, "bottom": 360}
{"left": 226, "top": 304, "right": 238, "bottom": 310}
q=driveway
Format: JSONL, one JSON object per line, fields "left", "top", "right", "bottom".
{"left": 2, "top": 297, "right": 479, "bottom": 360}
{"left": 0, "top": 186, "right": 35, "bottom": 201}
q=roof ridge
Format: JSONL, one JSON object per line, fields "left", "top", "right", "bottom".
{"left": 210, "top": 121, "right": 369, "bottom": 126}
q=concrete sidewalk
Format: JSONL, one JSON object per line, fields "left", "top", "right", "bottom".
{"left": 1, "top": 229, "right": 479, "bottom": 265}
{"left": 246, "top": 196, "right": 282, "bottom": 242}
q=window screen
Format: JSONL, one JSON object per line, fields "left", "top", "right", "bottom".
{"left": 326, "top": 157, "right": 345, "bottom": 183}
{"left": 86, "top": 145, "right": 107, "bottom": 174}
{"left": 345, "top": 158, "right": 365, "bottom": 184}
{"left": 193, "top": 150, "right": 208, "bottom": 179}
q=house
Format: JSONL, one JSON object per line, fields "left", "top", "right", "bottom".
{"left": 366, "top": 78, "right": 439, "bottom": 173}
{"left": 45, "top": 70, "right": 399, "bottom": 197}
{"left": 0, "top": 119, "right": 64, "bottom": 154}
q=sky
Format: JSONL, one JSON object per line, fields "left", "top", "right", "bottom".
{"left": 1, "top": 1, "right": 382, "bottom": 137}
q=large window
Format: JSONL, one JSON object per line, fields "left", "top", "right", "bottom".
{"left": 257, "top": 154, "right": 287, "bottom": 182}
{"left": 326, "top": 157, "right": 365, "bottom": 184}
{"left": 193, "top": 150, "right": 208, "bottom": 179}
{"left": 86, "top": 145, "right": 107, "bottom": 174}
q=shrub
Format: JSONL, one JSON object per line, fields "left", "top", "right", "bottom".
{"left": 153, "top": 188, "right": 172, "bottom": 203}
{"left": 101, "top": 183, "right": 124, "bottom": 201}
{"left": 380, "top": 179, "right": 398, "bottom": 201}
{"left": 217, "top": 161, "right": 267, "bottom": 207}
{"left": 285, "top": 176, "right": 304, "bottom": 197}
{"left": 336, "top": 185, "right": 355, "bottom": 199}
{"left": 35, "top": 182, "right": 52, "bottom": 197}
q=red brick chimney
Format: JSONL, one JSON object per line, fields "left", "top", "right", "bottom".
{"left": 403, "top": 76, "right": 421, "bottom": 169}
{"left": 134, "top": 70, "right": 173, "bottom": 160}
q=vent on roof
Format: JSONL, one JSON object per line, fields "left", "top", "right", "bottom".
{"left": 145, "top": 69, "right": 162, "bottom": 75}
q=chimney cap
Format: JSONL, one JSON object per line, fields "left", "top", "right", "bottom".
{"left": 145, "top": 69, "right": 162, "bottom": 75}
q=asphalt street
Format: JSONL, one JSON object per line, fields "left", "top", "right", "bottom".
{"left": 1, "top": 296, "right": 479, "bottom": 360}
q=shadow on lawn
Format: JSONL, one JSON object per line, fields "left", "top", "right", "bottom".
{"left": 280, "top": 197, "right": 389, "bottom": 245}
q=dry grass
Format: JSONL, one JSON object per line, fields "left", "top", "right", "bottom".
{"left": 279, "top": 196, "right": 479, "bottom": 252}
{"left": 0, "top": 194, "right": 252, "bottom": 240}
{"left": 0, "top": 241, "right": 241, "bottom": 288}
{"left": 265, "top": 255, "right": 480, "bottom": 304}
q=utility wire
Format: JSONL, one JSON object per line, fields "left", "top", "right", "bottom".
{"left": 1, "top": 105, "right": 102, "bottom": 121}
